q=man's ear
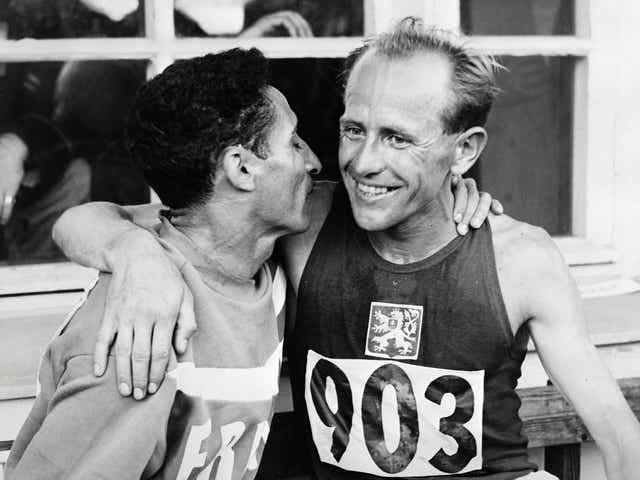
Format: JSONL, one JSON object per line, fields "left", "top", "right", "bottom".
{"left": 219, "top": 145, "right": 259, "bottom": 192}
{"left": 450, "top": 126, "right": 487, "bottom": 176}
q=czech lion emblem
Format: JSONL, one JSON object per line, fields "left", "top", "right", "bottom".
{"left": 365, "top": 302, "right": 423, "bottom": 360}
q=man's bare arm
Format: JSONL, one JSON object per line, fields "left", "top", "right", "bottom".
{"left": 52, "top": 202, "right": 195, "bottom": 400}
{"left": 53, "top": 202, "right": 162, "bottom": 270}
{"left": 502, "top": 223, "right": 640, "bottom": 479}
{"left": 53, "top": 180, "right": 497, "bottom": 400}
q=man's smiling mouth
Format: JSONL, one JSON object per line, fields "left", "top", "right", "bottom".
{"left": 346, "top": 172, "right": 401, "bottom": 199}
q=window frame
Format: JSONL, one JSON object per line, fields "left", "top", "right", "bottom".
{"left": 0, "top": 0, "right": 633, "bottom": 295}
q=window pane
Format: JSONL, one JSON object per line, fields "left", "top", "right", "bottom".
{"left": 269, "top": 58, "right": 345, "bottom": 181}
{"left": 460, "top": 0, "right": 574, "bottom": 35}
{"left": 175, "top": 0, "right": 363, "bottom": 37}
{"left": 470, "top": 56, "right": 573, "bottom": 235}
{"left": 0, "top": 60, "right": 149, "bottom": 265}
{"left": 1, "top": 0, "right": 144, "bottom": 39}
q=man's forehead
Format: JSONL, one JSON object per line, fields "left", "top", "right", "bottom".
{"left": 344, "top": 50, "right": 452, "bottom": 118}
{"left": 265, "top": 85, "right": 297, "bottom": 128}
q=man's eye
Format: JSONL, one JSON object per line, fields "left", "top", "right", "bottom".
{"left": 386, "top": 134, "right": 410, "bottom": 149}
{"left": 341, "top": 125, "right": 364, "bottom": 140}
{"left": 292, "top": 134, "right": 304, "bottom": 150}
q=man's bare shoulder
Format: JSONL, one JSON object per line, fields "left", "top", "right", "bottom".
{"left": 490, "top": 213, "right": 564, "bottom": 271}
{"left": 490, "top": 214, "right": 572, "bottom": 315}
{"left": 489, "top": 214, "right": 574, "bottom": 328}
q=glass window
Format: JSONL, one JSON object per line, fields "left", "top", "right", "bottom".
{"left": 471, "top": 56, "right": 574, "bottom": 235}
{"left": 0, "top": 0, "right": 144, "bottom": 39}
{"left": 0, "top": 60, "right": 150, "bottom": 265}
{"left": 175, "top": 0, "right": 364, "bottom": 38}
{"left": 269, "top": 58, "right": 345, "bottom": 181}
{"left": 460, "top": 0, "right": 574, "bottom": 35}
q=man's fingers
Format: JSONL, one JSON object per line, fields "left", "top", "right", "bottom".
{"left": 452, "top": 175, "right": 467, "bottom": 225}
{"left": 93, "top": 316, "right": 116, "bottom": 376}
{"left": 490, "top": 198, "right": 504, "bottom": 215}
{"left": 0, "top": 189, "right": 17, "bottom": 225}
{"left": 174, "top": 287, "right": 196, "bottom": 355}
{"left": 148, "top": 325, "right": 172, "bottom": 394}
{"left": 275, "top": 11, "right": 313, "bottom": 37}
{"left": 458, "top": 178, "right": 479, "bottom": 235}
{"left": 285, "top": 11, "right": 313, "bottom": 36}
{"left": 114, "top": 326, "right": 133, "bottom": 397}
{"left": 470, "top": 192, "right": 493, "bottom": 228}
{"left": 131, "top": 326, "right": 152, "bottom": 400}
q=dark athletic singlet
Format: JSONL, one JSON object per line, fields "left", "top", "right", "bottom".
{"left": 290, "top": 184, "right": 537, "bottom": 479}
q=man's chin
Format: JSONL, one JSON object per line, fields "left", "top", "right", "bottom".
{"left": 287, "top": 214, "right": 311, "bottom": 235}
{"left": 352, "top": 210, "right": 392, "bottom": 232}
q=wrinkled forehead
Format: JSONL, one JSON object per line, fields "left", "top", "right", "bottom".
{"left": 344, "top": 50, "right": 453, "bottom": 123}
{"left": 264, "top": 85, "right": 297, "bottom": 126}
{"left": 262, "top": 85, "right": 298, "bottom": 148}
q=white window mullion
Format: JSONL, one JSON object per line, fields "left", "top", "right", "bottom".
{"left": 611, "top": 0, "right": 640, "bottom": 277}
{"left": 579, "top": 0, "right": 618, "bottom": 247}
{"left": 144, "top": 0, "right": 174, "bottom": 76}
{"left": 364, "top": 0, "right": 460, "bottom": 35}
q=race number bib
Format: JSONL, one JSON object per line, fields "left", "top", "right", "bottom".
{"left": 305, "top": 350, "right": 484, "bottom": 477}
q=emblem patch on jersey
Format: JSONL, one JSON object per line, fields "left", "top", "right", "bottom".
{"left": 365, "top": 302, "right": 423, "bottom": 360}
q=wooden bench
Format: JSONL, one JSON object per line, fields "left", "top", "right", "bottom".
{"left": 519, "top": 377, "right": 640, "bottom": 479}
{"left": 259, "top": 377, "right": 640, "bottom": 479}
{"left": 2, "top": 379, "right": 639, "bottom": 479}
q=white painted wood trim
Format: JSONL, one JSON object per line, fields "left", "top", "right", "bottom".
{"left": 0, "top": 38, "right": 156, "bottom": 61}
{"left": 610, "top": 0, "right": 640, "bottom": 278}
{"left": 0, "top": 263, "right": 97, "bottom": 295}
{"left": 468, "top": 36, "right": 591, "bottom": 56}
{"left": 364, "top": 0, "right": 460, "bottom": 34}
{"left": 171, "top": 37, "right": 366, "bottom": 59}
{"left": 553, "top": 236, "right": 619, "bottom": 266}
{"left": 420, "top": 0, "right": 460, "bottom": 31}
{"left": 579, "top": 0, "right": 617, "bottom": 247}
{"left": 0, "top": 36, "right": 591, "bottom": 62}
{"left": 144, "top": 0, "right": 175, "bottom": 75}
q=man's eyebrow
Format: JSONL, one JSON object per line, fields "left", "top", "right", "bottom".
{"left": 339, "top": 116, "right": 362, "bottom": 126}
{"left": 380, "top": 124, "right": 414, "bottom": 138}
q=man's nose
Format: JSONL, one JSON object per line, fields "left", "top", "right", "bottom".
{"left": 303, "top": 139, "right": 322, "bottom": 175}
{"left": 350, "top": 138, "right": 384, "bottom": 177}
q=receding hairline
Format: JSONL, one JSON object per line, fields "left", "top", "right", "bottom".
{"left": 344, "top": 47, "right": 457, "bottom": 127}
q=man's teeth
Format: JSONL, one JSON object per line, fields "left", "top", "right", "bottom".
{"left": 356, "top": 182, "right": 394, "bottom": 196}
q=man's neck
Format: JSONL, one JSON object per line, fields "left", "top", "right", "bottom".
{"left": 367, "top": 188, "right": 458, "bottom": 265}
{"left": 167, "top": 205, "right": 277, "bottom": 297}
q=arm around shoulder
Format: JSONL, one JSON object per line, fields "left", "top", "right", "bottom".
{"left": 52, "top": 202, "right": 164, "bottom": 271}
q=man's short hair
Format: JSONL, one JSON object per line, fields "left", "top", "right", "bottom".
{"left": 127, "top": 48, "right": 275, "bottom": 209}
{"left": 344, "top": 17, "right": 501, "bottom": 134}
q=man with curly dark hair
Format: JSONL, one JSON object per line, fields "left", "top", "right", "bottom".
{"left": 6, "top": 48, "right": 321, "bottom": 480}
